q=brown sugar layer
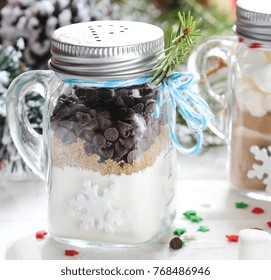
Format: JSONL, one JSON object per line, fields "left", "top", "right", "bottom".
{"left": 52, "top": 126, "right": 168, "bottom": 176}
{"left": 230, "top": 126, "right": 271, "bottom": 191}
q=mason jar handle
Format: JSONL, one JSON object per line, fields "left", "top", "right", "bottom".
{"left": 6, "top": 70, "right": 52, "bottom": 180}
{"left": 187, "top": 36, "right": 236, "bottom": 139}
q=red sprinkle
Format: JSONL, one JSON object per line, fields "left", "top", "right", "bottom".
{"left": 252, "top": 207, "right": 265, "bottom": 214}
{"left": 251, "top": 227, "right": 263, "bottom": 231}
{"left": 35, "top": 230, "right": 48, "bottom": 239}
{"left": 226, "top": 235, "right": 239, "bottom": 242}
{"left": 248, "top": 43, "right": 262, "bottom": 49}
{"left": 238, "top": 37, "right": 244, "bottom": 43}
{"left": 267, "top": 221, "right": 271, "bottom": 228}
{"left": 65, "top": 250, "right": 79, "bottom": 257}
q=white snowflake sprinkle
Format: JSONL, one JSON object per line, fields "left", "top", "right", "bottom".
{"left": 247, "top": 145, "right": 271, "bottom": 194}
{"left": 69, "top": 180, "right": 123, "bottom": 234}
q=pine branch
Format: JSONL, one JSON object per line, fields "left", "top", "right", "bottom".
{"left": 152, "top": 11, "right": 201, "bottom": 84}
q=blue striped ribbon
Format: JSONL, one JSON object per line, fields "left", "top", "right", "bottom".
{"left": 63, "top": 72, "right": 213, "bottom": 155}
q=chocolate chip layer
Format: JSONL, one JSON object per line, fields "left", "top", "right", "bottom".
{"left": 51, "top": 83, "right": 164, "bottom": 164}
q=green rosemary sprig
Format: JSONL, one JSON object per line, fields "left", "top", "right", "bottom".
{"left": 152, "top": 11, "right": 201, "bottom": 84}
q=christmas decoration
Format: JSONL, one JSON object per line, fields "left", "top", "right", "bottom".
{"left": 69, "top": 180, "right": 123, "bottom": 234}
{"left": 235, "top": 202, "right": 249, "bottom": 209}
{"left": 247, "top": 145, "right": 271, "bottom": 194}
{"left": 251, "top": 207, "right": 265, "bottom": 214}
{"left": 65, "top": 249, "right": 79, "bottom": 256}
{"left": 0, "top": 0, "right": 120, "bottom": 69}
{"left": 35, "top": 230, "right": 48, "bottom": 239}
{"left": 152, "top": 11, "right": 201, "bottom": 84}
{"left": 225, "top": 234, "right": 239, "bottom": 242}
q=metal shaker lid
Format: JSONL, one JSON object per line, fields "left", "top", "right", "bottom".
{"left": 49, "top": 21, "right": 164, "bottom": 80}
{"left": 234, "top": 0, "right": 271, "bottom": 42}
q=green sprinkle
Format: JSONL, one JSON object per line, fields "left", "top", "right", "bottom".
{"left": 197, "top": 226, "right": 209, "bottom": 232}
{"left": 173, "top": 228, "right": 186, "bottom": 236}
{"left": 183, "top": 210, "right": 197, "bottom": 219}
{"left": 189, "top": 215, "right": 202, "bottom": 223}
{"left": 235, "top": 202, "right": 249, "bottom": 209}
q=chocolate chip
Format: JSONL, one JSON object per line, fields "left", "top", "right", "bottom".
{"left": 99, "top": 146, "right": 114, "bottom": 159}
{"left": 64, "top": 95, "right": 78, "bottom": 105}
{"left": 90, "top": 109, "right": 98, "bottom": 118}
{"left": 86, "top": 119, "right": 99, "bottom": 130}
{"left": 145, "top": 99, "right": 157, "bottom": 114}
{"left": 123, "top": 108, "right": 135, "bottom": 121}
{"left": 73, "top": 123, "right": 85, "bottom": 136}
{"left": 75, "top": 112, "right": 91, "bottom": 126}
{"left": 114, "top": 142, "right": 129, "bottom": 160}
{"left": 62, "top": 130, "right": 77, "bottom": 145}
{"left": 127, "top": 150, "right": 138, "bottom": 164}
{"left": 81, "top": 129, "right": 95, "bottom": 142}
{"left": 75, "top": 88, "right": 88, "bottom": 100}
{"left": 84, "top": 142, "right": 94, "bottom": 154}
{"left": 99, "top": 111, "right": 111, "bottom": 119}
{"left": 54, "top": 126, "right": 68, "bottom": 140}
{"left": 115, "top": 96, "right": 126, "bottom": 107}
{"left": 132, "top": 103, "right": 144, "bottom": 113}
{"left": 53, "top": 103, "right": 70, "bottom": 121}
{"left": 139, "top": 86, "right": 154, "bottom": 97}
{"left": 104, "top": 128, "right": 119, "bottom": 141}
{"left": 99, "top": 116, "right": 112, "bottom": 130}
{"left": 122, "top": 96, "right": 135, "bottom": 107}
{"left": 117, "top": 121, "right": 133, "bottom": 138}
{"left": 169, "top": 237, "right": 183, "bottom": 250}
{"left": 106, "top": 141, "right": 113, "bottom": 148}
{"left": 59, "top": 120, "right": 73, "bottom": 130}
{"left": 70, "top": 104, "right": 90, "bottom": 114}
{"left": 99, "top": 88, "right": 114, "bottom": 101}
{"left": 93, "top": 134, "right": 106, "bottom": 148}
{"left": 116, "top": 88, "right": 128, "bottom": 95}
{"left": 122, "top": 137, "right": 135, "bottom": 150}
{"left": 58, "top": 94, "right": 67, "bottom": 102}
{"left": 119, "top": 138, "right": 124, "bottom": 146}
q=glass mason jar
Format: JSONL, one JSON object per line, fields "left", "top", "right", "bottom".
{"left": 188, "top": 0, "right": 271, "bottom": 201}
{"left": 7, "top": 20, "right": 212, "bottom": 247}
{"left": 6, "top": 21, "right": 176, "bottom": 246}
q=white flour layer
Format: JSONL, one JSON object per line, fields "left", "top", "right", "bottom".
{"left": 48, "top": 150, "right": 175, "bottom": 245}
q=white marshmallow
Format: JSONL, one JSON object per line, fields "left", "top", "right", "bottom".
{"left": 5, "top": 235, "right": 42, "bottom": 260}
{"left": 238, "top": 229, "right": 271, "bottom": 260}
{"left": 236, "top": 86, "right": 267, "bottom": 117}
{"left": 237, "top": 49, "right": 266, "bottom": 78}
{"left": 253, "top": 64, "right": 271, "bottom": 94}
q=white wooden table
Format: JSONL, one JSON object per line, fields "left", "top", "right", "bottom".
{"left": 1, "top": 146, "right": 270, "bottom": 260}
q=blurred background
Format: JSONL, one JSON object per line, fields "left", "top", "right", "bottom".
{"left": 0, "top": 0, "right": 235, "bottom": 178}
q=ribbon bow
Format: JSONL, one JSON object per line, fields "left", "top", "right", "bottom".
{"left": 162, "top": 72, "right": 213, "bottom": 154}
